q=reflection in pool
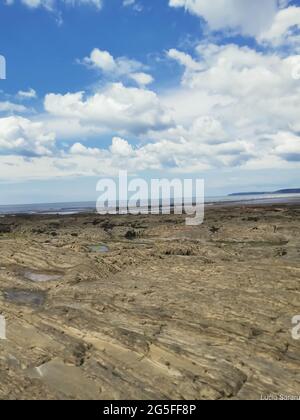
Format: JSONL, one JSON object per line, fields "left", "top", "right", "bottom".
{"left": 24, "top": 271, "right": 62, "bottom": 282}
{"left": 88, "top": 245, "right": 109, "bottom": 253}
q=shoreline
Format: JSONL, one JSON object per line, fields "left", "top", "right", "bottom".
{"left": 1, "top": 195, "right": 300, "bottom": 217}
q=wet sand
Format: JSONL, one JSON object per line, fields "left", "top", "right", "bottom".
{"left": 0, "top": 203, "right": 299, "bottom": 400}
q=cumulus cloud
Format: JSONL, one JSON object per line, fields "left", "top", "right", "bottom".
{"left": 159, "top": 40, "right": 300, "bottom": 172}
{"left": 1, "top": 16, "right": 300, "bottom": 183}
{"left": 2, "top": 39, "right": 300, "bottom": 180}
{"left": 167, "top": 48, "right": 201, "bottom": 70}
{"left": 44, "top": 82, "right": 172, "bottom": 135}
{"left": 83, "top": 49, "right": 118, "bottom": 73}
{"left": 0, "top": 116, "right": 56, "bottom": 156}
{"left": 110, "top": 136, "right": 134, "bottom": 157}
{"left": 169, "top": 0, "right": 279, "bottom": 37}
{"left": 258, "top": 6, "right": 300, "bottom": 49}
{"left": 81, "top": 48, "right": 154, "bottom": 85}
{"left": 169, "top": 0, "right": 300, "bottom": 50}
{"left": 30, "top": 32, "right": 300, "bottom": 178}
{"left": 129, "top": 72, "right": 154, "bottom": 86}
{"left": 166, "top": 43, "right": 300, "bottom": 135}
{"left": 70, "top": 142, "right": 104, "bottom": 156}
{"left": 272, "top": 132, "right": 300, "bottom": 162}
{"left": 65, "top": 129, "right": 253, "bottom": 176}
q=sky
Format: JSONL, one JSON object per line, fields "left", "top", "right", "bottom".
{"left": 0, "top": 0, "right": 300, "bottom": 204}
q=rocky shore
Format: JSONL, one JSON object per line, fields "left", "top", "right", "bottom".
{"left": 0, "top": 203, "right": 299, "bottom": 400}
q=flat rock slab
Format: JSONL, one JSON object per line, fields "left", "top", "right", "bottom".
{"left": 0, "top": 205, "right": 299, "bottom": 400}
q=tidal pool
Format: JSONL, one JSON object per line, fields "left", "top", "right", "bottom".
{"left": 3, "top": 289, "right": 46, "bottom": 306}
{"left": 88, "top": 244, "right": 109, "bottom": 253}
{"left": 24, "top": 271, "right": 62, "bottom": 282}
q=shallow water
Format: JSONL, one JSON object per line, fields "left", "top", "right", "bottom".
{"left": 88, "top": 245, "right": 109, "bottom": 253}
{"left": 24, "top": 271, "right": 62, "bottom": 282}
{"left": 3, "top": 289, "right": 46, "bottom": 306}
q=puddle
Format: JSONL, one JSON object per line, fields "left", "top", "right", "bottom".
{"left": 88, "top": 244, "right": 109, "bottom": 253}
{"left": 24, "top": 271, "right": 62, "bottom": 282}
{"left": 3, "top": 289, "right": 46, "bottom": 306}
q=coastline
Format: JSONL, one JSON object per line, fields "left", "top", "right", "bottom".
{"left": 1, "top": 193, "right": 300, "bottom": 216}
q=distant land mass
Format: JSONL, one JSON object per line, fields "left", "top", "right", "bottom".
{"left": 229, "top": 188, "right": 300, "bottom": 197}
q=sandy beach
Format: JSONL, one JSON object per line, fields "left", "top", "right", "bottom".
{"left": 0, "top": 203, "right": 299, "bottom": 400}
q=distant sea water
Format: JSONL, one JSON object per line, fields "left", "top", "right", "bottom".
{"left": 0, "top": 201, "right": 96, "bottom": 216}
{"left": 1, "top": 193, "right": 300, "bottom": 216}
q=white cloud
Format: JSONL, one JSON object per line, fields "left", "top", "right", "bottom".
{"left": 32, "top": 38, "right": 299, "bottom": 177}
{"left": 66, "top": 0, "right": 102, "bottom": 7}
{"left": 2, "top": 40, "right": 300, "bottom": 181}
{"left": 169, "top": 1, "right": 300, "bottom": 50}
{"left": 123, "top": 0, "right": 143, "bottom": 12}
{"left": 0, "top": 116, "right": 56, "bottom": 156}
{"left": 1, "top": 34, "right": 300, "bottom": 182}
{"left": 110, "top": 136, "right": 134, "bottom": 157}
{"left": 70, "top": 142, "right": 103, "bottom": 156}
{"left": 0, "top": 154, "right": 111, "bottom": 181}
{"left": 272, "top": 131, "right": 300, "bottom": 161}
{"left": 123, "top": 0, "right": 135, "bottom": 5}
{"left": 4, "top": 0, "right": 102, "bottom": 25}
{"left": 258, "top": 6, "right": 300, "bottom": 48}
{"left": 66, "top": 130, "right": 253, "bottom": 176}
{"left": 129, "top": 72, "right": 154, "bottom": 86}
{"left": 21, "top": 0, "right": 53, "bottom": 9}
{"left": 17, "top": 0, "right": 102, "bottom": 10}
{"left": 84, "top": 49, "right": 117, "bottom": 73}
{"left": 17, "top": 88, "right": 37, "bottom": 100}
{"left": 166, "top": 43, "right": 300, "bottom": 134}
{"left": 167, "top": 48, "right": 201, "bottom": 70}
{"left": 160, "top": 41, "right": 300, "bottom": 172}
{"left": 81, "top": 48, "right": 154, "bottom": 85}
{"left": 0, "top": 101, "right": 28, "bottom": 113}
{"left": 44, "top": 82, "right": 172, "bottom": 135}
{"left": 169, "top": 0, "right": 279, "bottom": 37}
{"left": 82, "top": 49, "right": 143, "bottom": 76}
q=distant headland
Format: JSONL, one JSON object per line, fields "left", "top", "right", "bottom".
{"left": 228, "top": 188, "right": 300, "bottom": 197}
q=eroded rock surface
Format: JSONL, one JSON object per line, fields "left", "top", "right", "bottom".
{"left": 0, "top": 204, "right": 299, "bottom": 400}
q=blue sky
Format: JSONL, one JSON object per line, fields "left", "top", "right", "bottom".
{"left": 0, "top": 0, "right": 300, "bottom": 204}
{"left": 0, "top": 1, "right": 195, "bottom": 94}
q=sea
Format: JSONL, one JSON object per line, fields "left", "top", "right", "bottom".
{"left": 1, "top": 193, "right": 300, "bottom": 216}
